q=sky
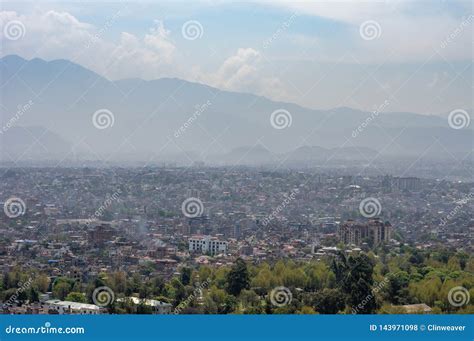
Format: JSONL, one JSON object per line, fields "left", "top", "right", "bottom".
{"left": 0, "top": 0, "right": 472, "bottom": 114}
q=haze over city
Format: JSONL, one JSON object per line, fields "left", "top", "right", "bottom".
{"left": 0, "top": 0, "right": 472, "bottom": 320}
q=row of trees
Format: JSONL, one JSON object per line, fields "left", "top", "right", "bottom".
{"left": 1, "top": 246, "right": 473, "bottom": 314}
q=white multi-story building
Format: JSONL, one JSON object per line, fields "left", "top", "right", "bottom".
{"left": 189, "top": 235, "right": 228, "bottom": 255}
{"left": 45, "top": 300, "right": 103, "bottom": 314}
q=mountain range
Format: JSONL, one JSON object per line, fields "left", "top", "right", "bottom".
{"left": 0, "top": 55, "right": 472, "bottom": 165}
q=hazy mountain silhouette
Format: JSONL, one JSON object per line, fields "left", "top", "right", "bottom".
{"left": 0, "top": 55, "right": 471, "bottom": 164}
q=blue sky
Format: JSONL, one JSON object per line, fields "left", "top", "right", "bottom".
{"left": 1, "top": 0, "right": 472, "bottom": 114}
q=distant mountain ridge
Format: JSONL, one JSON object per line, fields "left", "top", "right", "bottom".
{"left": 0, "top": 55, "right": 472, "bottom": 164}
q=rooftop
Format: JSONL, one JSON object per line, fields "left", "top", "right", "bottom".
{"left": 45, "top": 300, "right": 101, "bottom": 311}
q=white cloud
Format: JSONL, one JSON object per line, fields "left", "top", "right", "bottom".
{"left": 0, "top": 10, "right": 288, "bottom": 99}
{"left": 1, "top": 3, "right": 469, "bottom": 113}
{"left": 213, "top": 48, "right": 260, "bottom": 89}
{"left": 42, "top": 10, "right": 92, "bottom": 30}
{"left": 143, "top": 20, "right": 175, "bottom": 62}
{"left": 102, "top": 20, "right": 178, "bottom": 80}
{"left": 1, "top": 10, "right": 92, "bottom": 55}
{"left": 0, "top": 10, "right": 178, "bottom": 80}
{"left": 194, "top": 47, "right": 287, "bottom": 99}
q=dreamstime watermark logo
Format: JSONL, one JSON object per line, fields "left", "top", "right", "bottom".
{"left": 182, "top": 20, "right": 203, "bottom": 40}
{"left": 0, "top": 100, "right": 34, "bottom": 135}
{"left": 173, "top": 279, "right": 210, "bottom": 314}
{"left": 359, "top": 20, "right": 381, "bottom": 41}
{"left": 3, "top": 197, "right": 26, "bottom": 218}
{"left": 448, "top": 109, "right": 470, "bottom": 129}
{"left": 5, "top": 321, "right": 85, "bottom": 335}
{"left": 261, "top": 189, "right": 298, "bottom": 226}
{"left": 92, "top": 109, "right": 115, "bottom": 130}
{"left": 440, "top": 192, "right": 473, "bottom": 227}
{"left": 4, "top": 277, "right": 33, "bottom": 306}
{"left": 174, "top": 100, "right": 212, "bottom": 138}
{"left": 270, "top": 109, "right": 292, "bottom": 130}
{"left": 359, "top": 197, "right": 382, "bottom": 218}
{"left": 181, "top": 197, "right": 204, "bottom": 218}
{"left": 85, "top": 189, "right": 122, "bottom": 225}
{"left": 270, "top": 286, "right": 292, "bottom": 307}
{"left": 3, "top": 20, "right": 26, "bottom": 41}
{"left": 352, "top": 276, "right": 390, "bottom": 314}
{"left": 352, "top": 100, "right": 390, "bottom": 138}
{"left": 92, "top": 286, "right": 115, "bottom": 307}
{"left": 448, "top": 286, "right": 470, "bottom": 307}
{"left": 262, "top": 11, "right": 299, "bottom": 49}
{"left": 440, "top": 14, "right": 473, "bottom": 49}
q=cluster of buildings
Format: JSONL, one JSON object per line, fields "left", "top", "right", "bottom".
{"left": 0, "top": 166, "right": 472, "bottom": 314}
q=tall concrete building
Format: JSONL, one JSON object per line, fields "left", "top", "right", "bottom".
{"left": 188, "top": 235, "right": 228, "bottom": 255}
{"left": 339, "top": 219, "right": 391, "bottom": 246}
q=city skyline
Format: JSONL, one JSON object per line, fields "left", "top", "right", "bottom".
{"left": 0, "top": 0, "right": 473, "bottom": 325}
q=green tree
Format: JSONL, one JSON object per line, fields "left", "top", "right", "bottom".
{"left": 29, "top": 287, "right": 40, "bottom": 302}
{"left": 408, "top": 250, "right": 424, "bottom": 265}
{"left": 226, "top": 259, "right": 250, "bottom": 296}
{"left": 65, "top": 292, "right": 87, "bottom": 303}
{"left": 223, "top": 295, "right": 237, "bottom": 314}
{"left": 342, "top": 254, "right": 377, "bottom": 314}
{"left": 312, "top": 288, "right": 346, "bottom": 314}
{"left": 387, "top": 271, "right": 409, "bottom": 305}
{"left": 53, "top": 282, "right": 71, "bottom": 300}
{"left": 34, "top": 275, "right": 50, "bottom": 293}
{"left": 180, "top": 267, "right": 192, "bottom": 286}
{"left": 171, "top": 278, "right": 186, "bottom": 306}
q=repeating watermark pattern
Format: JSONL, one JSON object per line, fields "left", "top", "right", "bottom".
{"left": 262, "top": 11, "right": 299, "bottom": 49}
{"left": 359, "top": 197, "right": 382, "bottom": 218}
{"left": 359, "top": 20, "right": 381, "bottom": 41}
{"left": 4, "top": 277, "right": 33, "bottom": 306}
{"left": 84, "top": 9, "right": 124, "bottom": 49}
{"left": 174, "top": 100, "right": 212, "bottom": 138}
{"left": 0, "top": 100, "right": 34, "bottom": 135}
{"left": 92, "top": 109, "right": 115, "bottom": 130}
{"left": 352, "top": 100, "right": 390, "bottom": 138}
{"left": 448, "top": 286, "right": 470, "bottom": 307}
{"left": 173, "top": 279, "right": 210, "bottom": 314}
{"left": 352, "top": 276, "right": 389, "bottom": 314}
{"left": 92, "top": 286, "right": 115, "bottom": 307}
{"left": 440, "top": 14, "right": 473, "bottom": 49}
{"left": 439, "top": 192, "right": 473, "bottom": 227}
{"left": 270, "top": 109, "right": 292, "bottom": 130}
{"left": 3, "top": 20, "right": 26, "bottom": 41}
{"left": 261, "top": 189, "right": 298, "bottom": 226}
{"left": 448, "top": 109, "right": 470, "bottom": 129}
{"left": 85, "top": 189, "right": 122, "bottom": 225}
{"left": 181, "top": 197, "right": 204, "bottom": 218}
{"left": 3, "top": 197, "right": 26, "bottom": 218}
{"left": 270, "top": 286, "right": 292, "bottom": 307}
{"left": 182, "top": 20, "right": 203, "bottom": 40}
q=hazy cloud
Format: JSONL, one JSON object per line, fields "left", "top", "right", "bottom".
{"left": 198, "top": 48, "right": 287, "bottom": 99}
